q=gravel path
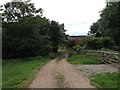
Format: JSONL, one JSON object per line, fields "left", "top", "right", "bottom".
{"left": 28, "top": 59, "right": 94, "bottom": 88}
{"left": 75, "top": 64, "right": 118, "bottom": 79}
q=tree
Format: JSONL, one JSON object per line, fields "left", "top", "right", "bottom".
{"left": 2, "top": 2, "right": 66, "bottom": 59}
{"left": 49, "top": 21, "right": 66, "bottom": 52}
{"left": 90, "top": 22, "right": 99, "bottom": 34}
{"left": 99, "top": 2, "right": 120, "bottom": 46}
{"left": 2, "top": 2, "right": 43, "bottom": 23}
{"left": 2, "top": 2, "right": 48, "bottom": 59}
{"left": 89, "top": 2, "right": 120, "bottom": 47}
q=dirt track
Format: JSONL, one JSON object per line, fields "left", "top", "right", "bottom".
{"left": 29, "top": 60, "right": 57, "bottom": 88}
{"left": 28, "top": 59, "right": 94, "bottom": 88}
{"left": 28, "top": 59, "right": 118, "bottom": 88}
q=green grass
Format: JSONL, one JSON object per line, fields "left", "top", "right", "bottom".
{"left": 2, "top": 56, "right": 50, "bottom": 88}
{"left": 67, "top": 53, "right": 101, "bottom": 64}
{"left": 91, "top": 72, "right": 119, "bottom": 89}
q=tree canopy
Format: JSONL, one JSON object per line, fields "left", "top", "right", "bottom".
{"left": 2, "top": 1, "right": 66, "bottom": 59}
{"left": 90, "top": 22, "right": 99, "bottom": 34}
{"left": 89, "top": 2, "right": 120, "bottom": 47}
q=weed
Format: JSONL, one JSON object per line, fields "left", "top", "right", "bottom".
{"left": 55, "top": 72, "right": 65, "bottom": 88}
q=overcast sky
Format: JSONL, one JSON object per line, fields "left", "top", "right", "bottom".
{"left": 1, "top": 0, "right": 106, "bottom": 36}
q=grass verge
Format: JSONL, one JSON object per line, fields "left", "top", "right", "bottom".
{"left": 91, "top": 72, "right": 119, "bottom": 89}
{"left": 67, "top": 53, "right": 101, "bottom": 64}
{"left": 2, "top": 56, "right": 50, "bottom": 88}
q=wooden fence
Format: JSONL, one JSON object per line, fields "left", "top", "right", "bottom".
{"left": 101, "top": 51, "right": 120, "bottom": 64}
{"left": 84, "top": 50, "right": 120, "bottom": 64}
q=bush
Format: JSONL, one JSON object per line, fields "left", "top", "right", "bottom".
{"left": 85, "top": 37, "right": 115, "bottom": 50}
{"left": 85, "top": 38, "right": 102, "bottom": 50}
{"left": 66, "top": 39, "right": 76, "bottom": 48}
{"left": 73, "top": 45, "right": 83, "bottom": 53}
{"left": 113, "top": 46, "right": 120, "bottom": 51}
{"left": 66, "top": 38, "right": 84, "bottom": 48}
{"left": 102, "top": 37, "right": 115, "bottom": 49}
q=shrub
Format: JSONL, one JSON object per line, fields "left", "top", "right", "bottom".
{"left": 85, "top": 38, "right": 102, "bottom": 50}
{"left": 113, "top": 46, "right": 120, "bottom": 51}
{"left": 66, "top": 39, "right": 76, "bottom": 48}
{"left": 66, "top": 38, "right": 84, "bottom": 48}
{"left": 73, "top": 45, "right": 83, "bottom": 53}
{"left": 85, "top": 37, "right": 115, "bottom": 50}
{"left": 102, "top": 37, "right": 115, "bottom": 49}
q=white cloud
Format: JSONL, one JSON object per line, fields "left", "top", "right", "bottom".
{"left": 31, "top": 0, "right": 106, "bottom": 35}
{"left": 1, "top": 0, "right": 106, "bottom": 35}
{"left": 0, "top": 0, "right": 11, "bottom": 4}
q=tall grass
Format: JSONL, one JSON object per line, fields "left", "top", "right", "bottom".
{"left": 67, "top": 53, "right": 101, "bottom": 64}
{"left": 2, "top": 57, "right": 50, "bottom": 88}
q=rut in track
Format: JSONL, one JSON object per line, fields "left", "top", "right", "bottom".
{"left": 29, "top": 60, "right": 57, "bottom": 88}
{"left": 28, "top": 59, "right": 94, "bottom": 88}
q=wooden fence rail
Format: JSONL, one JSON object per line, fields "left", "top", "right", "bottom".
{"left": 101, "top": 51, "right": 120, "bottom": 64}
{"left": 84, "top": 50, "right": 120, "bottom": 64}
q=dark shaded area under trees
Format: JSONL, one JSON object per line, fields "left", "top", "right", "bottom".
{"left": 2, "top": 1, "right": 66, "bottom": 59}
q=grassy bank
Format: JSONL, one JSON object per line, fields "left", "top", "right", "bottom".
{"left": 2, "top": 56, "right": 50, "bottom": 88}
{"left": 67, "top": 53, "right": 101, "bottom": 64}
{"left": 91, "top": 72, "right": 119, "bottom": 89}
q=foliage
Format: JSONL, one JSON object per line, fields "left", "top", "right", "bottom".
{"left": 58, "top": 48, "right": 66, "bottom": 52}
{"left": 73, "top": 45, "right": 80, "bottom": 51}
{"left": 2, "top": 2, "right": 66, "bottom": 59}
{"left": 84, "top": 37, "right": 115, "bottom": 50}
{"left": 49, "top": 21, "right": 66, "bottom": 52}
{"left": 73, "top": 45, "right": 82, "bottom": 53}
{"left": 91, "top": 72, "right": 119, "bottom": 88}
{"left": 66, "top": 39, "right": 76, "bottom": 48}
{"left": 89, "top": 2, "right": 120, "bottom": 47}
{"left": 66, "top": 38, "right": 84, "bottom": 48}
{"left": 2, "top": 57, "right": 50, "bottom": 88}
{"left": 113, "top": 46, "right": 120, "bottom": 51}
{"left": 67, "top": 53, "right": 101, "bottom": 64}
{"left": 95, "top": 32, "right": 102, "bottom": 37}
{"left": 2, "top": 2, "right": 43, "bottom": 22}
{"left": 90, "top": 22, "right": 99, "bottom": 34}
{"left": 2, "top": 16, "right": 50, "bottom": 58}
